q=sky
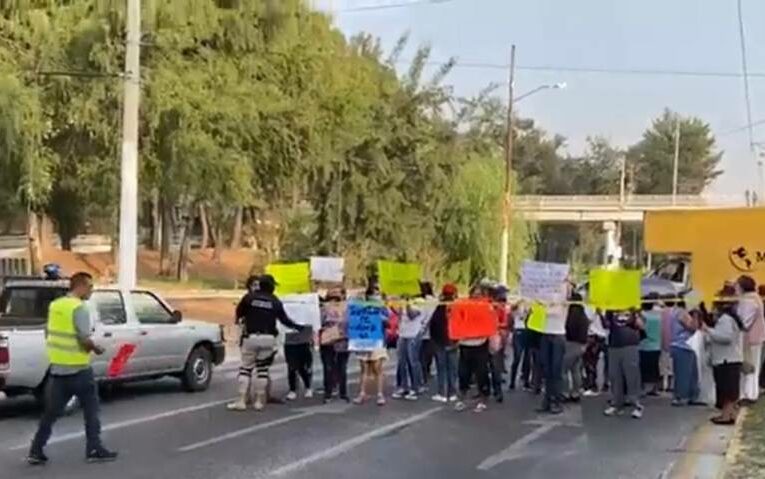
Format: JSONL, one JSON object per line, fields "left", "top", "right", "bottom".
{"left": 315, "top": 0, "right": 765, "bottom": 195}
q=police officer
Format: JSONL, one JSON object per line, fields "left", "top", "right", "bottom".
{"left": 228, "top": 274, "right": 306, "bottom": 411}
{"left": 27, "top": 272, "right": 117, "bottom": 465}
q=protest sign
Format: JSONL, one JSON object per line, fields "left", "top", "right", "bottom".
{"left": 347, "top": 301, "right": 386, "bottom": 351}
{"left": 310, "top": 256, "right": 344, "bottom": 283}
{"left": 280, "top": 293, "right": 321, "bottom": 330}
{"left": 588, "top": 268, "right": 641, "bottom": 311}
{"left": 448, "top": 299, "right": 498, "bottom": 340}
{"left": 107, "top": 343, "right": 137, "bottom": 378}
{"left": 377, "top": 260, "right": 421, "bottom": 296}
{"left": 526, "top": 303, "right": 547, "bottom": 333}
{"left": 265, "top": 262, "right": 311, "bottom": 296}
{"left": 520, "top": 260, "right": 570, "bottom": 304}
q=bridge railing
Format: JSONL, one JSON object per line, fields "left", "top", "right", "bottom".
{"left": 513, "top": 194, "right": 746, "bottom": 210}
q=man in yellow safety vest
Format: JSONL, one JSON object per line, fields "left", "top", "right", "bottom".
{"left": 27, "top": 272, "right": 118, "bottom": 465}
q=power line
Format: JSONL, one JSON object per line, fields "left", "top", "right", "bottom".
{"left": 394, "top": 59, "right": 765, "bottom": 79}
{"left": 720, "top": 118, "right": 765, "bottom": 137}
{"left": 736, "top": 0, "right": 756, "bottom": 150}
{"left": 337, "top": 0, "right": 454, "bottom": 13}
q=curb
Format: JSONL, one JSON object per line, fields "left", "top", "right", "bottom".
{"left": 667, "top": 412, "right": 743, "bottom": 479}
{"left": 718, "top": 407, "right": 748, "bottom": 479}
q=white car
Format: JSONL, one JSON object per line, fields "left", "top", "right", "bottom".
{"left": 0, "top": 278, "right": 226, "bottom": 402}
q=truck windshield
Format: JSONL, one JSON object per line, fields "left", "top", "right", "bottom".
{"left": 0, "top": 287, "right": 68, "bottom": 327}
{"left": 652, "top": 262, "right": 686, "bottom": 283}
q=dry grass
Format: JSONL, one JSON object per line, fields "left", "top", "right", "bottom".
{"left": 725, "top": 400, "right": 765, "bottom": 479}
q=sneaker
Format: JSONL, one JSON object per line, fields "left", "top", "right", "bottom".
{"left": 404, "top": 392, "right": 419, "bottom": 401}
{"left": 417, "top": 387, "right": 428, "bottom": 395}
{"left": 431, "top": 394, "right": 448, "bottom": 403}
{"left": 304, "top": 389, "right": 314, "bottom": 399}
{"left": 549, "top": 404, "right": 563, "bottom": 415}
{"left": 448, "top": 395, "right": 459, "bottom": 403}
{"left": 285, "top": 391, "right": 298, "bottom": 401}
{"left": 86, "top": 447, "right": 118, "bottom": 463}
{"left": 26, "top": 451, "right": 48, "bottom": 466}
{"left": 603, "top": 406, "right": 620, "bottom": 417}
{"left": 474, "top": 402, "right": 488, "bottom": 413}
{"left": 671, "top": 399, "right": 686, "bottom": 407}
{"left": 376, "top": 395, "right": 387, "bottom": 406}
{"left": 353, "top": 395, "right": 367, "bottom": 405}
{"left": 631, "top": 406, "right": 644, "bottom": 419}
{"left": 582, "top": 389, "right": 600, "bottom": 397}
{"left": 226, "top": 400, "right": 248, "bottom": 411}
{"left": 391, "top": 389, "right": 406, "bottom": 400}
{"left": 253, "top": 396, "right": 265, "bottom": 411}
{"left": 454, "top": 401, "right": 467, "bottom": 412}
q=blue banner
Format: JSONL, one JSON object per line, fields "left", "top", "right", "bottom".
{"left": 347, "top": 301, "right": 386, "bottom": 352}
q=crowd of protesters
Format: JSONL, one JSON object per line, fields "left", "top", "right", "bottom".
{"left": 231, "top": 273, "right": 765, "bottom": 425}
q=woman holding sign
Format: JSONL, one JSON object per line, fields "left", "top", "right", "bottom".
{"left": 352, "top": 287, "right": 389, "bottom": 406}
{"left": 319, "top": 289, "right": 350, "bottom": 403}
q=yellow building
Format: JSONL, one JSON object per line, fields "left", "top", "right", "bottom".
{"left": 644, "top": 208, "right": 765, "bottom": 300}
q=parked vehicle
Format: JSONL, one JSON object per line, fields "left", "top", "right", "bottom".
{"left": 0, "top": 277, "right": 226, "bottom": 402}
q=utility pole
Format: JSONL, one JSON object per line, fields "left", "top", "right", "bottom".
{"left": 499, "top": 45, "right": 516, "bottom": 286}
{"left": 672, "top": 116, "right": 680, "bottom": 205}
{"left": 118, "top": 0, "right": 141, "bottom": 289}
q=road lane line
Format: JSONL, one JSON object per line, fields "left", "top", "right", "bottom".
{"left": 477, "top": 422, "right": 557, "bottom": 471}
{"left": 178, "top": 411, "right": 316, "bottom": 452}
{"left": 7, "top": 363, "right": 386, "bottom": 451}
{"left": 268, "top": 407, "right": 442, "bottom": 477}
{"left": 8, "top": 397, "right": 236, "bottom": 451}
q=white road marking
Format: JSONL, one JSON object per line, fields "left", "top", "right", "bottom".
{"left": 178, "top": 403, "right": 354, "bottom": 452}
{"left": 268, "top": 407, "right": 442, "bottom": 476}
{"left": 477, "top": 422, "right": 558, "bottom": 471}
{"left": 8, "top": 367, "right": 291, "bottom": 451}
{"left": 8, "top": 363, "right": 390, "bottom": 451}
{"left": 9, "top": 397, "right": 236, "bottom": 451}
{"left": 178, "top": 411, "right": 316, "bottom": 452}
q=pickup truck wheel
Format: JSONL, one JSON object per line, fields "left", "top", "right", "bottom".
{"left": 182, "top": 346, "right": 213, "bottom": 392}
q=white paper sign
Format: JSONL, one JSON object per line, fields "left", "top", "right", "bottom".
{"left": 687, "top": 331, "right": 715, "bottom": 405}
{"left": 280, "top": 293, "right": 321, "bottom": 330}
{"left": 310, "top": 256, "right": 344, "bottom": 283}
{"left": 520, "top": 260, "right": 570, "bottom": 303}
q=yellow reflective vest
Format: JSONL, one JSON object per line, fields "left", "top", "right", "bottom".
{"left": 46, "top": 297, "right": 90, "bottom": 366}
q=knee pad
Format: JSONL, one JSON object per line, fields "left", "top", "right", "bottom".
{"left": 237, "top": 368, "right": 253, "bottom": 396}
{"left": 251, "top": 366, "right": 270, "bottom": 395}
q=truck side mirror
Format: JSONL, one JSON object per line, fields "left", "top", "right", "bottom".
{"left": 171, "top": 310, "right": 183, "bottom": 323}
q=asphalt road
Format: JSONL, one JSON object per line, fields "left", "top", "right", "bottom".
{"left": 0, "top": 359, "right": 712, "bottom": 479}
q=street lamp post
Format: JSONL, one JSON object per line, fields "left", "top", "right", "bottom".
{"left": 498, "top": 48, "right": 566, "bottom": 286}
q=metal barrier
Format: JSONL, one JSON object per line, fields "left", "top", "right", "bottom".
{"left": 0, "top": 257, "right": 29, "bottom": 277}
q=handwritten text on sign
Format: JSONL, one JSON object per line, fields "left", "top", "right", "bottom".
{"left": 520, "top": 260, "right": 570, "bottom": 303}
{"left": 347, "top": 302, "right": 386, "bottom": 352}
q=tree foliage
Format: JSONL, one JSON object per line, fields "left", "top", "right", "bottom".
{"left": 0, "top": 1, "right": 724, "bottom": 280}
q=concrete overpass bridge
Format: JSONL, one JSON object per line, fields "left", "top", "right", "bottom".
{"left": 514, "top": 194, "right": 750, "bottom": 265}
{"left": 514, "top": 194, "right": 748, "bottom": 222}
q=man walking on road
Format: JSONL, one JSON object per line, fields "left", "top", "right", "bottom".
{"left": 27, "top": 272, "right": 117, "bottom": 465}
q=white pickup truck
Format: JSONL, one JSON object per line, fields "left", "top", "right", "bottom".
{"left": 0, "top": 278, "right": 226, "bottom": 402}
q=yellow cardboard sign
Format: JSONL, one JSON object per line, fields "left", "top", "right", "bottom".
{"left": 265, "top": 262, "right": 311, "bottom": 296}
{"left": 589, "top": 268, "right": 641, "bottom": 311}
{"left": 377, "top": 260, "right": 421, "bottom": 296}
{"left": 526, "top": 303, "right": 547, "bottom": 333}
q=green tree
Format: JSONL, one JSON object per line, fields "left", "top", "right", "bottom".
{"left": 627, "top": 109, "right": 723, "bottom": 194}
